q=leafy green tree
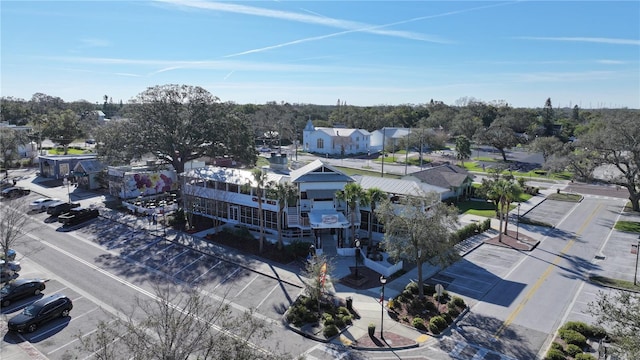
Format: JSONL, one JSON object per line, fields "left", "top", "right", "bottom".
{"left": 0, "top": 128, "right": 29, "bottom": 176}
{"left": 474, "top": 119, "right": 519, "bottom": 161}
{"left": 41, "top": 109, "right": 83, "bottom": 154}
{"left": 126, "top": 84, "right": 255, "bottom": 174}
{"left": 300, "top": 254, "right": 334, "bottom": 304}
{"left": 487, "top": 179, "right": 521, "bottom": 241}
{"left": 455, "top": 135, "right": 472, "bottom": 166}
{"left": 365, "top": 187, "right": 386, "bottom": 242}
{"left": 588, "top": 290, "right": 640, "bottom": 359}
{"left": 1, "top": 200, "right": 35, "bottom": 274}
{"left": 450, "top": 109, "right": 483, "bottom": 140}
{"left": 529, "top": 136, "right": 563, "bottom": 163}
{"left": 570, "top": 110, "right": 640, "bottom": 211}
{"left": 95, "top": 119, "right": 145, "bottom": 165}
{"left": 335, "top": 183, "right": 368, "bottom": 246}
{"left": 541, "top": 97, "right": 555, "bottom": 136}
{"left": 375, "top": 191, "right": 459, "bottom": 299}
{"left": 273, "top": 182, "right": 297, "bottom": 250}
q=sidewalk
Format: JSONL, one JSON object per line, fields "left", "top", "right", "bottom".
{"left": 5, "top": 170, "right": 565, "bottom": 357}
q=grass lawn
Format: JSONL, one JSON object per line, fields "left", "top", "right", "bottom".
{"left": 588, "top": 275, "right": 640, "bottom": 292}
{"left": 614, "top": 220, "right": 640, "bottom": 233}
{"left": 48, "top": 147, "right": 93, "bottom": 155}
{"left": 547, "top": 193, "right": 582, "bottom": 202}
{"left": 456, "top": 200, "right": 497, "bottom": 217}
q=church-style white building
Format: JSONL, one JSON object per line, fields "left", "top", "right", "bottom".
{"left": 302, "top": 120, "right": 371, "bottom": 156}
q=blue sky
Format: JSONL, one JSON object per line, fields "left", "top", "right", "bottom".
{"left": 1, "top": 1, "right": 639, "bottom": 108}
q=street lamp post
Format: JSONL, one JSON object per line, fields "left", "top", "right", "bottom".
{"left": 516, "top": 203, "right": 521, "bottom": 240}
{"left": 379, "top": 275, "right": 386, "bottom": 339}
{"left": 354, "top": 239, "right": 361, "bottom": 279}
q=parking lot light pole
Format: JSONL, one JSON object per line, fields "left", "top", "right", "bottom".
{"left": 354, "top": 239, "right": 361, "bottom": 279}
{"left": 380, "top": 275, "right": 386, "bottom": 339}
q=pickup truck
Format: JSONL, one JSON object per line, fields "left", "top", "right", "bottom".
{"left": 58, "top": 208, "right": 99, "bottom": 226}
{"left": 47, "top": 202, "right": 81, "bottom": 216}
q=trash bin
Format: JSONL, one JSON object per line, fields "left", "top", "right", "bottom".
{"left": 346, "top": 296, "right": 353, "bottom": 310}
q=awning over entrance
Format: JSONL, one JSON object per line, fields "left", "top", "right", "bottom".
{"left": 309, "top": 210, "right": 350, "bottom": 229}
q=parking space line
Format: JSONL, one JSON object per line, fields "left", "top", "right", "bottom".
{"left": 256, "top": 283, "right": 281, "bottom": 309}
{"left": 213, "top": 268, "right": 242, "bottom": 291}
{"left": 127, "top": 238, "right": 163, "bottom": 258}
{"left": 236, "top": 274, "right": 259, "bottom": 298}
{"left": 43, "top": 307, "right": 100, "bottom": 354}
{"left": 167, "top": 248, "right": 189, "bottom": 263}
{"left": 190, "top": 260, "right": 222, "bottom": 284}
{"left": 174, "top": 254, "right": 206, "bottom": 276}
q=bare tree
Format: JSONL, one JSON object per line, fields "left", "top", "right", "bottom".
{"left": 0, "top": 199, "right": 33, "bottom": 272}
{"left": 77, "top": 283, "right": 289, "bottom": 360}
{"left": 588, "top": 290, "right": 640, "bottom": 359}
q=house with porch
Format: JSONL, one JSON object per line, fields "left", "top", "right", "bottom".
{"left": 302, "top": 120, "right": 371, "bottom": 156}
{"left": 402, "top": 163, "right": 474, "bottom": 201}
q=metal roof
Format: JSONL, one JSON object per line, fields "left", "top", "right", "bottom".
{"left": 353, "top": 175, "right": 448, "bottom": 196}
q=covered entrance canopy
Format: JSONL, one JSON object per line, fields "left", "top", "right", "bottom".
{"left": 309, "top": 210, "right": 349, "bottom": 229}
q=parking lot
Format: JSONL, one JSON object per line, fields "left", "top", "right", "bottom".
{"left": 2, "top": 200, "right": 304, "bottom": 359}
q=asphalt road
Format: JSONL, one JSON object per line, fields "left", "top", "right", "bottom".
{"left": 2, "top": 194, "right": 314, "bottom": 359}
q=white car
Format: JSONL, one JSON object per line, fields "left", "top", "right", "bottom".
{"left": 29, "top": 198, "right": 61, "bottom": 212}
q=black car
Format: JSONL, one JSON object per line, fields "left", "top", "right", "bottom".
{"left": 7, "top": 294, "right": 72, "bottom": 333}
{"left": 47, "top": 202, "right": 81, "bottom": 216}
{"left": 1, "top": 279, "right": 46, "bottom": 307}
{"left": 1, "top": 187, "right": 30, "bottom": 199}
{"left": 58, "top": 207, "right": 99, "bottom": 226}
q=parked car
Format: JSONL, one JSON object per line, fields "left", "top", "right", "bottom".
{"left": 58, "top": 207, "right": 99, "bottom": 226}
{"left": 7, "top": 294, "right": 72, "bottom": 332}
{"left": 1, "top": 187, "right": 31, "bottom": 198}
{"left": 47, "top": 202, "right": 81, "bottom": 216}
{"left": 0, "top": 260, "right": 21, "bottom": 273}
{"left": 1, "top": 278, "right": 46, "bottom": 307}
{"left": 30, "top": 198, "right": 61, "bottom": 212}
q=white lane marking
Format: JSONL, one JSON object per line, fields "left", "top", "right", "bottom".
{"left": 256, "top": 283, "right": 280, "bottom": 310}
{"left": 189, "top": 260, "right": 221, "bottom": 284}
{"left": 174, "top": 254, "right": 206, "bottom": 276}
{"left": 236, "top": 274, "right": 259, "bottom": 298}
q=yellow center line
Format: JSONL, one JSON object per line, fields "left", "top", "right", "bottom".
{"left": 493, "top": 203, "right": 602, "bottom": 339}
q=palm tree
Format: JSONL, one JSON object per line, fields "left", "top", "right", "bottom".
{"left": 251, "top": 169, "right": 268, "bottom": 253}
{"left": 488, "top": 179, "right": 521, "bottom": 242}
{"left": 365, "top": 187, "right": 387, "bottom": 242}
{"left": 335, "top": 183, "right": 367, "bottom": 247}
{"left": 273, "top": 182, "right": 297, "bottom": 250}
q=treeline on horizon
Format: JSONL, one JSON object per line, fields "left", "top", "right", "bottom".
{"left": 1, "top": 91, "right": 638, "bottom": 146}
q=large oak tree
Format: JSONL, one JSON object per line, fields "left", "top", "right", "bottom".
{"left": 121, "top": 84, "right": 256, "bottom": 174}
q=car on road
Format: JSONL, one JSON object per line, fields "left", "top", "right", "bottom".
{"left": 30, "top": 198, "right": 61, "bottom": 212}
{"left": 47, "top": 201, "right": 81, "bottom": 216}
{"left": 58, "top": 207, "right": 99, "bottom": 226}
{"left": 1, "top": 186, "right": 31, "bottom": 198}
{"left": 1, "top": 278, "right": 46, "bottom": 307}
{"left": 7, "top": 294, "right": 72, "bottom": 333}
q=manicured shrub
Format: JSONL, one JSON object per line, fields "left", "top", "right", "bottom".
{"left": 565, "top": 344, "right": 582, "bottom": 357}
{"left": 575, "top": 354, "right": 596, "bottom": 360}
{"left": 334, "top": 316, "right": 345, "bottom": 329}
{"left": 442, "top": 312, "right": 453, "bottom": 324}
{"left": 323, "top": 324, "right": 339, "bottom": 338}
{"left": 401, "top": 289, "right": 414, "bottom": 300}
{"left": 412, "top": 317, "right": 427, "bottom": 330}
{"left": 448, "top": 307, "right": 461, "bottom": 318}
{"left": 425, "top": 300, "right": 438, "bottom": 312}
{"left": 405, "top": 282, "right": 419, "bottom": 294}
{"left": 340, "top": 314, "right": 352, "bottom": 326}
{"left": 322, "top": 313, "right": 334, "bottom": 326}
{"left": 429, "top": 316, "right": 447, "bottom": 332}
{"left": 589, "top": 326, "right": 607, "bottom": 339}
{"left": 429, "top": 322, "right": 441, "bottom": 334}
{"left": 559, "top": 329, "right": 587, "bottom": 347}
{"left": 450, "top": 296, "right": 466, "bottom": 308}
{"left": 545, "top": 348, "right": 566, "bottom": 360}
{"left": 550, "top": 342, "right": 564, "bottom": 351}
{"left": 337, "top": 306, "right": 350, "bottom": 317}
{"left": 560, "top": 321, "right": 590, "bottom": 336}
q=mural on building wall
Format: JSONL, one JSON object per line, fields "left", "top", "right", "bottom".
{"left": 123, "top": 171, "right": 177, "bottom": 198}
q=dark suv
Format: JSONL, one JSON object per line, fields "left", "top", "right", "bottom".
{"left": 47, "top": 202, "right": 81, "bottom": 216}
{"left": 7, "top": 294, "right": 73, "bottom": 333}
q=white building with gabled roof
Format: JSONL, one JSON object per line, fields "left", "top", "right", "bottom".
{"left": 302, "top": 119, "right": 371, "bottom": 156}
